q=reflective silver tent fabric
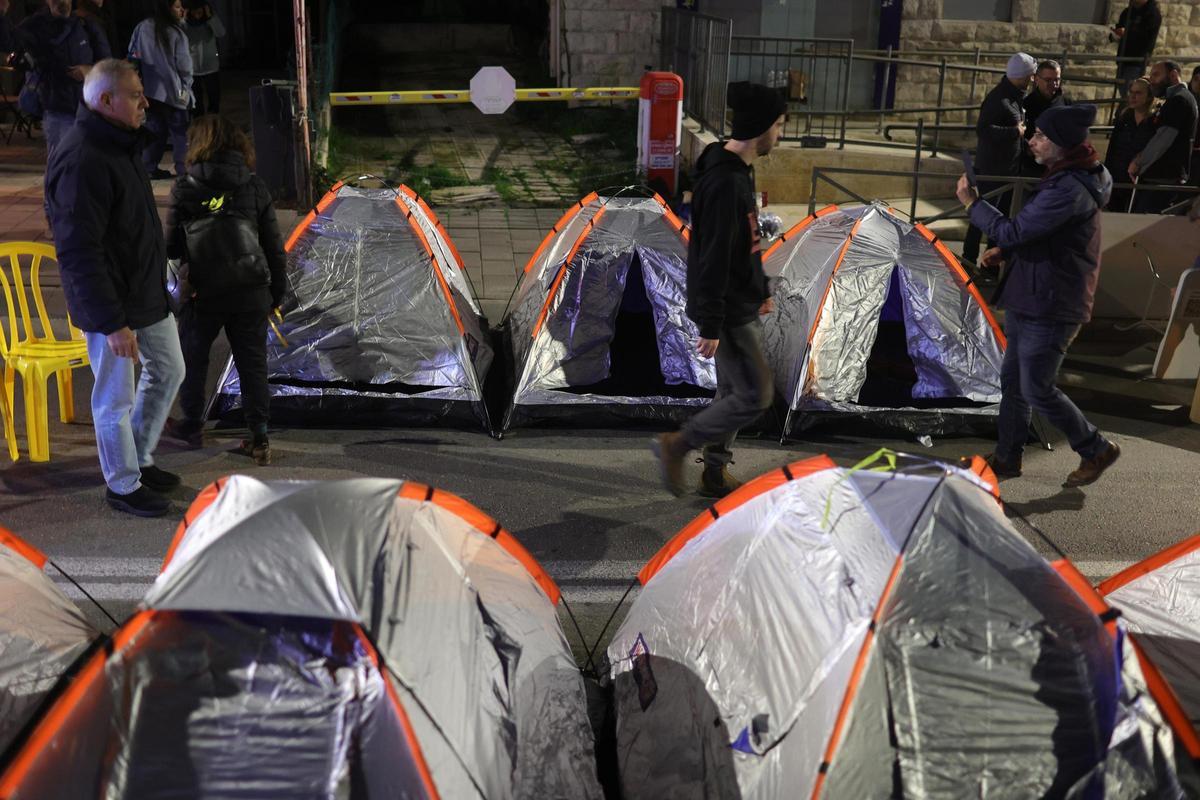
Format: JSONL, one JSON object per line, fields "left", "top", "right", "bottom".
{"left": 0, "top": 542, "right": 97, "bottom": 755}
{"left": 141, "top": 477, "right": 601, "bottom": 800}
{"left": 215, "top": 185, "right": 493, "bottom": 428}
{"left": 609, "top": 465, "right": 1185, "bottom": 799}
{"left": 1102, "top": 540, "right": 1200, "bottom": 733}
{"left": 503, "top": 195, "right": 715, "bottom": 426}
{"left": 762, "top": 203, "right": 1003, "bottom": 431}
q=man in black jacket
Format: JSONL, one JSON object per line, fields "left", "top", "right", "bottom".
{"left": 1021, "top": 60, "right": 1068, "bottom": 176}
{"left": 651, "top": 82, "right": 783, "bottom": 498}
{"left": 1130, "top": 60, "right": 1198, "bottom": 212}
{"left": 45, "top": 58, "right": 185, "bottom": 517}
{"left": 1112, "top": 0, "right": 1161, "bottom": 86}
{"left": 15, "top": 0, "right": 110, "bottom": 156}
{"left": 962, "top": 52, "right": 1035, "bottom": 271}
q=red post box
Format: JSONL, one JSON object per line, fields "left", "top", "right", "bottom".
{"left": 637, "top": 72, "right": 684, "bottom": 196}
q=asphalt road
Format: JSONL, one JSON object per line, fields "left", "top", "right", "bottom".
{"left": 2, "top": 331, "right": 1198, "bottom": 667}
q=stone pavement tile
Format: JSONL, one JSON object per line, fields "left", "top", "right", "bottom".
{"left": 536, "top": 209, "right": 567, "bottom": 228}
{"left": 458, "top": 251, "right": 482, "bottom": 271}
{"left": 477, "top": 210, "right": 509, "bottom": 229}
{"left": 481, "top": 258, "right": 515, "bottom": 277}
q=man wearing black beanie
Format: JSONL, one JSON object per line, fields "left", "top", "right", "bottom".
{"left": 651, "top": 82, "right": 785, "bottom": 497}
{"left": 955, "top": 103, "right": 1121, "bottom": 489}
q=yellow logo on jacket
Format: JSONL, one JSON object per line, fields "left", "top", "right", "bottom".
{"left": 205, "top": 195, "right": 226, "bottom": 212}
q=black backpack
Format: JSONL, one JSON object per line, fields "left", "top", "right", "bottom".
{"left": 181, "top": 176, "right": 270, "bottom": 296}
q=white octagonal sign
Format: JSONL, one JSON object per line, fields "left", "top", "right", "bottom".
{"left": 470, "top": 66, "right": 516, "bottom": 115}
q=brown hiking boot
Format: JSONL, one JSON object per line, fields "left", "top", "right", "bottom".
{"left": 162, "top": 417, "right": 203, "bottom": 449}
{"left": 983, "top": 452, "right": 1022, "bottom": 479}
{"left": 1063, "top": 441, "right": 1120, "bottom": 488}
{"left": 650, "top": 432, "right": 689, "bottom": 497}
{"left": 698, "top": 464, "right": 742, "bottom": 499}
{"left": 237, "top": 439, "right": 271, "bottom": 466}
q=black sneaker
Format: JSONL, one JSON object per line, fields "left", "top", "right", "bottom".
{"left": 140, "top": 464, "right": 181, "bottom": 492}
{"left": 106, "top": 486, "right": 170, "bottom": 517}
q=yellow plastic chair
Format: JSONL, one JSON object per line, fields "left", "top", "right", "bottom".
{"left": 0, "top": 242, "right": 90, "bottom": 462}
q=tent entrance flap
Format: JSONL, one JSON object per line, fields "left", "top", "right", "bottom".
{"left": 857, "top": 267, "right": 995, "bottom": 411}
{"left": 558, "top": 251, "right": 711, "bottom": 400}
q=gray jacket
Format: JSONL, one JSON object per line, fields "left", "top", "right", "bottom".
{"left": 128, "top": 18, "right": 192, "bottom": 109}
{"left": 185, "top": 15, "right": 223, "bottom": 76}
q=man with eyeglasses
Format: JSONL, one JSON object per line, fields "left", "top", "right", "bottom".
{"left": 955, "top": 104, "right": 1121, "bottom": 489}
{"left": 1022, "top": 60, "right": 1068, "bottom": 176}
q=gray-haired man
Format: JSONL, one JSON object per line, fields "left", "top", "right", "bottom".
{"left": 44, "top": 58, "right": 185, "bottom": 516}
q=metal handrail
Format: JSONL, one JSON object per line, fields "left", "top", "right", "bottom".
{"left": 808, "top": 164, "right": 1200, "bottom": 223}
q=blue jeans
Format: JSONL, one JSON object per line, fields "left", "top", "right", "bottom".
{"left": 42, "top": 110, "right": 76, "bottom": 160}
{"left": 84, "top": 315, "right": 185, "bottom": 494}
{"left": 997, "top": 312, "right": 1107, "bottom": 463}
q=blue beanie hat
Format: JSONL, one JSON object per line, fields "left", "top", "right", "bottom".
{"left": 1036, "top": 104, "right": 1097, "bottom": 149}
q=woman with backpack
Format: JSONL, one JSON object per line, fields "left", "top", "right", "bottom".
{"left": 162, "top": 115, "right": 286, "bottom": 465}
{"left": 127, "top": 0, "right": 191, "bottom": 178}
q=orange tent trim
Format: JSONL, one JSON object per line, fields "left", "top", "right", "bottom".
{"left": 638, "top": 455, "right": 838, "bottom": 584}
{"left": 811, "top": 554, "right": 904, "bottom": 799}
{"left": 523, "top": 192, "right": 599, "bottom": 275}
{"left": 352, "top": 626, "right": 442, "bottom": 799}
{"left": 284, "top": 180, "right": 344, "bottom": 253}
{"left": 1096, "top": 532, "right": 1200, "bottom": 597}
{"left": 530, "top": 205, "right": 609, "bottom": 340}
{"left": 0, "top": 525, "right": 47, "bottom": 569}
{"left": 1052, "top": 557, "right": 1200, "bottom": 759}
{"left": 914, "top": 223, "right": 1006, "bottom": 349}
{"left": 0, "top": 610, "right": 155, "bottom": 795}
{"left": 398, "top": 482, "right": 561, "bottom": 605}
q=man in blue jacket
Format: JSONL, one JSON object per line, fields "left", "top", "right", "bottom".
{"left": 45, "top": 58, "right": 185, "bottom": 516}
{"left": 651, "top": 82, "right": 783, "bottom": 498}
{"left": 956, "top": 104, "right": 1121, "bottom": 488}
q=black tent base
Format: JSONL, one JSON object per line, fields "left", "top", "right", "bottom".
{"left": 502, "top": 398, "right": 710, "bottom": 432}
{"left": 213, "top": 392, "right": 493, "bottom": 435}
{"left": 781, "top": 406, "right": 999, "bottom": 443}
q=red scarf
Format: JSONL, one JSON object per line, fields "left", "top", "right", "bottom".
{"left": 1043, "top": 142, "right": 1099, "bottom": 179}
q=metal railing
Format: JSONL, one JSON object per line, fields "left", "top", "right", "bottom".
{"left": 658, "top": 8, "right": 1189, "bottom": 156}
{"left": 807, "top": 164, "right": 1200, "bottom": 225}
{"left": 659, "top": 10, "right": 731, "bottom": 138}
{"left": 727, "top": 36, "right": 853, "bottom": 146}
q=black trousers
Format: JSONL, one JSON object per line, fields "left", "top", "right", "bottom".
{"left": 178, "top": 305, "right": 270, "bottom": 435}
{"left": 192, "top": 73, "right": 221, "bottom": 116}
{"left": 962, "top": 181, "right": 1011, "bottom": 264}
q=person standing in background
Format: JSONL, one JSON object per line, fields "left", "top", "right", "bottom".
{"left": 127, "top": 0, "right": 192, "bottom": 178}
{"left": 1111, "top": 0, "right": 1161, "bottom": 89}
{"left": 1021, "top": 60, "right": 1068, "bottom": 177}
{"left": 962, "top": 52, "right": 1035, "bottom": 276}
{"left": 182, "top": 0, "right": 221, "bottom": 116}
{"left": 1129, "top": 61, "right": 1198, "bottom": 213}
{"left": 15, "top": 0, "right": 110, "bottom": 156}
{"left": 73, "top": 0, "right": 116, "bottom": 56}
{"left": 1105, "top": 77, "right": 1156, "bottom": 211}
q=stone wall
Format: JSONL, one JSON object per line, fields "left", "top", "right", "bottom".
{"left": 560, "top": 0, "right": 662, "bottom": 87}
{"left": 897, "top": 0, "right": 1200, "bottom": 131}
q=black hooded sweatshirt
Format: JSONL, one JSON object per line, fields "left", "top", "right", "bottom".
{"left": 165, "top": 150, "right": 287, "bottom": 314}
{"left": 686, "top": 141, "right": 769, "bottom": 339}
